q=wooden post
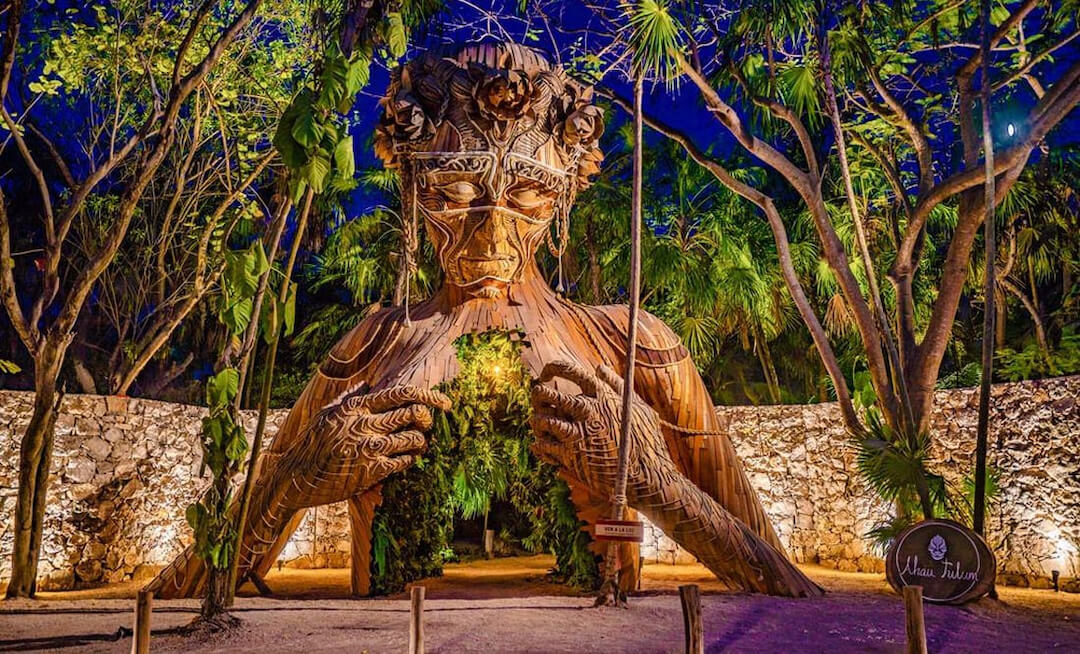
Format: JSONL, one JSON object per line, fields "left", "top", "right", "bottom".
{"left": 903, "top": 585, "right": 928, "bottom": 654}
{"left": 679, "top": 584, "right": 703, "bottom": 654}
{"left": 484, "top": 529, "right": 495, "bottom": 559}
{"left": 409, "top": 585, "right": 425, "bottom": 654}
{"left": 132, "top": 590, "right": 152, "bottom": 654}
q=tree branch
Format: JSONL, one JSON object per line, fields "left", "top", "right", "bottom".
{"left": 0, "top": 0, "right": 23, "bottom": 104}
{"left": 677, "top": 55, "right": 812, "bottom": 190}
{"left": 602, "top": 89, "right": 864, "bottom": 435}
{"left": 957, "top": 0, "right": 1040, "bottom": 80}
{"left": 728, "top": 63, "right": 818, "bottom": 179}
{"left": 0, "top": 188, "right": 37, "bottom": 353}
{"left": 865, "top": 66, "right": 934, "bottom": 196}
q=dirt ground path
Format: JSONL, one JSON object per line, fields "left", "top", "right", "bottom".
{"left": 2, "top": 556, "right": 1078, "bottom": 652}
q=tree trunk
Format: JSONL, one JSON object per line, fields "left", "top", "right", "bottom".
{"left": 70, "top": 354, "right": 97, "bottom": 394}
{"left": 995, "top": 292, "right": 1007, "bottom": 349}
{"left": 201, "top": 474, "right": 232, "bottom": 618}
{"left": 5, "top": 349, "right": 63, "bottom": 598}
{"left": 142, "top": 352, "right": 195, "bottom": 398}
{"left": 1000, "top": 277, "right": 1050, "bottom": 355}
{"left": 754, "top": 331, "right": 781, "bottom": 404}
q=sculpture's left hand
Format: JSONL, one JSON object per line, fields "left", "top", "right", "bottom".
{"left": 529, "top": 361, "right": 672, "bottom": 501}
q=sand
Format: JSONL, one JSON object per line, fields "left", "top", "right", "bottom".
{"left": 2, "top": 556, "right": 1078, "bottom": 652}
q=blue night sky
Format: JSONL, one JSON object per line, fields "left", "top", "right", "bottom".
{"left": 13, "top": 0, "right": 1080, "bottom": 250}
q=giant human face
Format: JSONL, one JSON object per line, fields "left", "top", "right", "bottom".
{"left": 412, "top": 146, "right": 569, "bottom": 298}
{"left": 376, "top": 44, "right": 605, "bottom": 299}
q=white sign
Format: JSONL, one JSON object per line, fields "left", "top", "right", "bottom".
{"left": 594, "top": 519, "right": 645, "bottom": 543}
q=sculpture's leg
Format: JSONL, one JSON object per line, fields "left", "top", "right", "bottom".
{"left": 347, "top": 487, "right": 383, "bottom": 596}
{"left": 251, "top": 511, "right": 306, "bottom": 581}
{"left": 148, "top": 471, "right": 303, "bottom": 598}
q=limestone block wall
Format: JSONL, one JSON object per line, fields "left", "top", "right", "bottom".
{"left": 719, "top": 375, "right": 1080, "bottom": 584}
{"left": 1, "top": 375, "right": 1078, "bottom": 590}
{"left": 0, "top": 393, "right": 296, "bottom": 589}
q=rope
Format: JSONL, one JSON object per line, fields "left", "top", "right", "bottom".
{"left": 404, "top": 169, "right": 418, "bottom": 327}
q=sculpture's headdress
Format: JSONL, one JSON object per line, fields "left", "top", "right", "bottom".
{"left": 374, "top": 43, "right": 605, "bottom": 191}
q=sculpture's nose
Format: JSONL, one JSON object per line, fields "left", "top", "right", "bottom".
{"left": 474, "top": 211, "right": 508, "bottom": 256}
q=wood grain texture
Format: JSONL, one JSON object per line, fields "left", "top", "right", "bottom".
{"left": 348, "top": 488, "right": 382, "bottom": 596}
{"left": 679, "top": 584, "right": 703, "bottom": 654}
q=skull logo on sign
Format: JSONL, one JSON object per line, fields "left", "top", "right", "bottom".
{"left": 928, "top": 534, "right": 948, "bottom": 561}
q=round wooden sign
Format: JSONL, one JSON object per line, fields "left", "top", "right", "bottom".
{"left": 885, "top": 518, "right": 996, "bottom": 604}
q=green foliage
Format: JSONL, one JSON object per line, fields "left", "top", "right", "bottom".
{"left": 274, "top": 43, "right": 371, "bottom": 198}
{"left": 186, "top": 235, "right": 269, "bottom": 574}
{"left": 187, "top": 366, "right": 248, "bottom": 570}
{"left": 218, "top": 242, "right": 270, "bottom": 335}
{"left": 997, "top": 329, "right": 1080, "bottom": 382}
{"left": 936, "top": 362, "right": 982, "bottom": 390}
{"left": 369, "top": 420, "right": 455, "bottom": 594}
{"left": 853, "top": 405, "right": 1001, "bottom": 553}
{"left": 853, "top": 409, "right": 942, "bottom": 513}
{"left": 0, "top": 360, "right": 20, "bottom": 374}
{"left": 627, "top": 0, "right": 685, "bottom": 81}
{"left": 369, "top": 330, "right": 599, "bottom": 594}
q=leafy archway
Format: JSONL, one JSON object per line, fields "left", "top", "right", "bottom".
{"left": 369, "top": 330, "right": 600, "bottom": 594}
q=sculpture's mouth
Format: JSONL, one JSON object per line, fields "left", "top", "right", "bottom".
{"left": 457, "top": 255, "right": 518, "bottom": 284}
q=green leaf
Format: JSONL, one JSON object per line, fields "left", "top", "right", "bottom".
{"left": 291, "top": 110, "right": 322, "bottom": 149}
{"left": 260, "top": 292, "right": 279, "bottom": 344}
{"left": 386, "top": 12, "right": 407, "bottom": 59}
{"left": 225, "top": 424, "right": 248, "bottom": 461}
{"left": 251, "top": 241, "right": 269, "bottom": 279}
{"left": 0, "top": 359, "right": 20, "bottom": 374}
{"left": 185, "top": 503, "right": 205, "bottom": 531}
{"left": 220, "top": 294, "right": 253, "bottom": 334}
{"left": 318, "top": 56, "right": 349, "bottom": 111}
{"left": 208, "top": 543, "right": 223, "bottom": 568}
{"left": 224, "top": 247, "right": 260, "bottom": 298}
{"left": 273, "top": 92, "right": 313, "bottom": 169}
{"left": 303, "top": 150, "right": 332, "bottom": 193}
{"left": 202, "top": 415, "right": 224, "bottom": 448}
{"left": 206, "top": 368, "right": 240, "bottom": 407}
{"left": 290, "top": 178, "right": 308, "bottom": 205}
{"left": 344, "top": 57, "right": 370, "bottom": 98}
{"left": 333, "top": 135, "right": 355, "bottom": 180}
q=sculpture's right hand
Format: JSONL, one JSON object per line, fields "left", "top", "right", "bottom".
{"left": 290, "top": 384, "right": 452, "bottom": 505}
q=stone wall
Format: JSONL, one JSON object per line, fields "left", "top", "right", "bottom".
{"left": 720, "top": 375, "right": 1080, "bottom": 586}
{"left": 0, "top": 393, "right": 297, "bottom": 589}
{"left": 1, "top": 376, "right": 1078, "bottom": 590}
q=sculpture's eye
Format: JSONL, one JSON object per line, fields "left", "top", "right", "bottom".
{"left": 506, "top": 186, "right": 554, "bottom": 210}
{"left": 437, "top": 181, "right": 483, "bottom": 205}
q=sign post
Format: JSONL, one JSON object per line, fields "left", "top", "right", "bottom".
{"left": 885, "top": 519, "right": 995, "bottom": 604}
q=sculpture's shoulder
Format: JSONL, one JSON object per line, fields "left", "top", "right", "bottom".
{"left": 574, "top": 303, "right": 691, "bottom": 368}
{"left": 317, "top": 305, "right": 408, "bottom": 382}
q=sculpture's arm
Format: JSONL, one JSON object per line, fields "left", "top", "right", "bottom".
{"left": 575, "top": 305, "right": 781, "bottom": 547}
{"left": 530, "top": 361, "right": 822, "bottom": 598}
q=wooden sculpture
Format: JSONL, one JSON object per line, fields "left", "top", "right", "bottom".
{"left": 148, "top": 42, "right": 821, "bottom": 599}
